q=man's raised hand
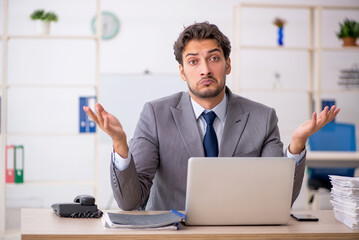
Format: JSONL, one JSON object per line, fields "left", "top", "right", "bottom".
{"left": 290, "top": 105, "right": 340, "bottom": 154}
{"left": 83, "top": 103, "right": 129, "bottom": 158}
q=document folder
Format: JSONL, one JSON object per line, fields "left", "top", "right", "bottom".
{"left": 79, "top": 96, "right": 97, "bottom": 133}
{"left": 87, "top": 97, "right": 96, "bottom": 132}
{"left": 5, "top": 145, "right": 15, "bottom": 183}
{"left": 14, "top": 145, "right": 24, "bottom": 183}
{"left": 102, "top": 210, "right": 185, "bottom": 230}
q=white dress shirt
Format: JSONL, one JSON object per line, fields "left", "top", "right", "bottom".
{"left": 191, "top": 93, "right": 227, "bottom": 149}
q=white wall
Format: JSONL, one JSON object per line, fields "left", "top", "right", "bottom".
{"left": 2, "top": 0, "right": 359, "bottom": 225}
{"left": 100, "top": 0, "right": 238, "bottom": 74}
{"left": 99, "top": 0, "right": 359, "bottom": 74}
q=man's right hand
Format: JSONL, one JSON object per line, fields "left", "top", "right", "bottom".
{"left": 83, "top": 103, "right": 129, "bottom": 158}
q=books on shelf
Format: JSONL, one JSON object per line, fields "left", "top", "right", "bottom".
{"left": 102, "top": 209, "right": 186, "bottom": 230}
{"left": 330, "top": 175, "right": 359, "bottom": 229}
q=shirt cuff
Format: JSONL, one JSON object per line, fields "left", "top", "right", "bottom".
{"left": 112, "top": 148, "right": 131, "bottom": 171}
{"left": 286, "top": 145, "right": 306, "bottom": 165}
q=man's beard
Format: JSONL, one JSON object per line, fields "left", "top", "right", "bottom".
{"left": 187, "top": 75, "right": 226, "bottom": 99}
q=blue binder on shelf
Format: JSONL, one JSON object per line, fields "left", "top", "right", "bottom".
{"left": 79, "top": 96, "right": 97, "bottom": 133}
{"left": 322, "top": 99, "right": 337, "bottom": 122}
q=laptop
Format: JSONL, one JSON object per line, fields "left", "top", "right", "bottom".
{"left": 185, "top": 157, "right": 295, "bottom": 225}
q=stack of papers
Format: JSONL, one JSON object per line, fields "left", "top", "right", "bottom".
{"left": 102, "top": 210, "right": 186, "bottom": 230}
{"left": 330, "top": 175, "right": 359, "bottom": 229}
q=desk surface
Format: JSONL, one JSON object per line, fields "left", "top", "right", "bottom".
{"left": 306, "top": 151, "right": 359, "bottom": 167}
{"left": 21, "top": 209, "right": 359, "bottom": 240}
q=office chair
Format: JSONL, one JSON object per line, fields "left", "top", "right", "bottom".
{"left": 307, "top": 121, "right": 356, "bottom": 209}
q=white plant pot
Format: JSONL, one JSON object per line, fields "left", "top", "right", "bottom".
{"left": 36, "top": 21, "right": 51, "bottom": 35}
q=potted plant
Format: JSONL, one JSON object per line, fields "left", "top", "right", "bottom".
{"left": 336, "top": 18, "right": 359, "bottom": 47}
{"left": 30, "top": 9, "right": 58, "bottom": 35}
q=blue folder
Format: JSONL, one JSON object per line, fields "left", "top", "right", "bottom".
{"left": 79, "top": 96, "right": 97, "bottom": 133}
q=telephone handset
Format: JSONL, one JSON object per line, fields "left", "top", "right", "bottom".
{"left": 74, "top": 194, "right": 95, "bottom": 206}
{"left": 51, "top": 194, "right": 103, "bottom": 218}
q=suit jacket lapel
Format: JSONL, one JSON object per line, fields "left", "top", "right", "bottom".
{"left": 219, "top": 89, "right": 249, "bottom": 157}
{"left": 171, "top": 92, "right": 205, "bottom": 157}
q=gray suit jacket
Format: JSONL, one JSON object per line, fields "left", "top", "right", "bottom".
{"left": 110, "top": 88, "right": 306, "bottom": 210}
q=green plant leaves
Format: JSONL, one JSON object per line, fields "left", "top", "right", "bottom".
{"left": 30, "top": 9, "right": 58, "bottom": 22}
{"left": 337, "top": 18, "right": 359, "bottom": 38}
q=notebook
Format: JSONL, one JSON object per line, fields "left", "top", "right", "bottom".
{"left": 185, "top": 157, "right": 296, "bottom": 225}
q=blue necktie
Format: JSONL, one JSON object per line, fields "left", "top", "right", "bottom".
{"left": 202, "top": 111, "right": 218, "bottom": 157}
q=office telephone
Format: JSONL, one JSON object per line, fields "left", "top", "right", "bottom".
{"left": 51, "top": 194, "right": 103, "bottom": 218}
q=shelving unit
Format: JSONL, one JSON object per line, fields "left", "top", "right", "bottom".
{"left": 232, "top": 2, "right": 359, "bottom": 144}
{"left": 232, "top": 3, "right": 359, "bottom": 211}
{"left": 7, "top": 35, "right": 97, "bottom": 39}
{"left": 313, "top": 5, "right": 359, "bottom": 115}
{"left": 232, "top": 4, "right": 314, "bottom": 117}
{"left": 0, "top": 0, "right": 102, "bottom": 235}
{"left": 5, "top": 180, "right": 96, "bottom": 186}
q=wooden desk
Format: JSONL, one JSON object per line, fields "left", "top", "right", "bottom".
{"left": 21, "top": 208, "right": 359, "bottom": 240}
{"left": 306, "top": 151, "right": 359, "bottom": 167}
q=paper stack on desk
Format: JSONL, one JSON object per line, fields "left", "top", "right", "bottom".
{"left": 330, "top": 175, "right": 359, "bottom": 229}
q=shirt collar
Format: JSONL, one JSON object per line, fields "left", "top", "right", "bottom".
{"left": 191, "top": 93, "right": 227, "bottom": 123}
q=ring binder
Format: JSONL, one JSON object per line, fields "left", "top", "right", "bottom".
{"left": 79, "top": 96, "right": 97, "bottom": 133}
{"left": 14, "top": 145, "right": 24, "bottom": 184}
{"left": 5, "top": 145, "right": 15, "bottom": 183}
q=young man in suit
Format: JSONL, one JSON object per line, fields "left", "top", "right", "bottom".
{"left": 84, "top": 22, "right": 339, "bottom": 211}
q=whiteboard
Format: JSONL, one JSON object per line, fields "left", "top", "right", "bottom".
{"left": 99, "top": 74, "right": 188, "bottom": 143}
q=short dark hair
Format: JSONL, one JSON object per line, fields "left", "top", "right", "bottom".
{"left": 173, "top": 22, "right": 231, "bottom": 65}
